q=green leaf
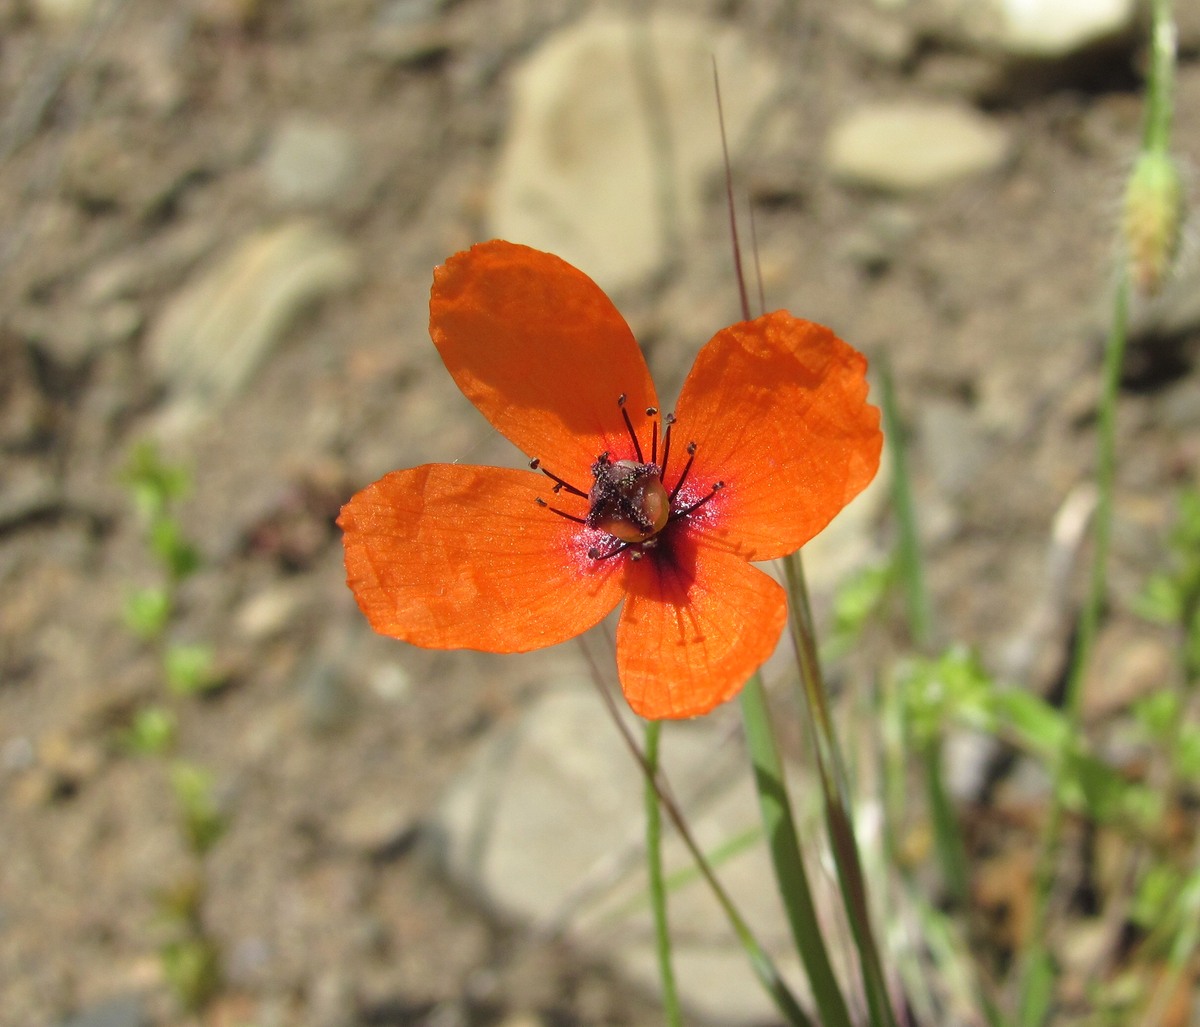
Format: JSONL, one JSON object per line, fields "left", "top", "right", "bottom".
{"left": 170, "top": 761, "right": 227, "bottom": 855}
{"left": 160, "top": 935, "right": 221, "bottom": 1012}
{"left": 123, "top": 440, "right": 192, "bottom": 509}
{"left": 121, "top": 705, "right": 177, "bottom": 755}
{"left": 123, "top": 587, "right": 171, "bottom": 639}
{"left": 1132, "top": 573, "right": 1182, "bottom": 624}
{"left": 832, "top": 563, "right": 891, "bottom": 640}
{"left": 1061, "top": 750, "right": 1157, "bottom": 826}
{"left": 1131, "top": 863, "right": 1182, "bottom": 931}
{"left": 993, "top": 691, "right": 1070, "bottom": 755}
{"left": 1134, "top": 690, "right": 1179, "bottom": 738}
{"left": 164, "top": 644, "right": 220, "bottom": 697}
{"left": 1175, "top": 726, "right": 1200, "bottom": 781}
{"left": 150, "top": 518, "right": 201, "bottom": 581}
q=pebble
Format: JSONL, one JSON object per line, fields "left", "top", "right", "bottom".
{"left": 1083, "top": 626, "right": 1174, "bottom": 721}
{"left": 234, "top": 582, "right": 308, "bottom": 641}
{"left": 489, "top": 13, "right": 778, "bottom": 294}
{"left": 262, "top": 117, "right": 359, "bottom": 207}
{"left": 147, "top": 221, "right": 358, "bottom": 435}
{"left": 990, "top": 0, "right": 1136, "bottom": 57}
{"left": 330, "top": 793, "right": 419, "bottom": 858}
{"left": 825, "top": 100, "right": 1011, "bottom": 192}
{"left": 915, "top": 0, "right": 1136, "bottom": 58}
{"left": 55, "top": 995, "right": 151, "bottom": 1027}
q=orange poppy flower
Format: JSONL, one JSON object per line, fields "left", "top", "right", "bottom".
{"left": 339, "top": 241, "right": 882, "bottom": 719}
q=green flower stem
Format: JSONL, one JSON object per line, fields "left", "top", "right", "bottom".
{"left": 784, "top": 552, "right": 899, "bottom": 1027}
{"left": 578, "top": 643, "right": 814, "bottom": 1027}
{"left": 643, "top": 720, "right": 682, "bottom": 1027}
{"left": 1018, "top": 264, "right": 1131, "bottom": 1027}
{"left": 740, "top": 674, "right": 854, "bottom": 1027}
{"left": 879, "top": 358, "right": 935, "bottom": 651}
{"left": 1021, "top": 5, "right": 1173, "bottom": 1012}
{"left": 879, "top": 359, "right": 971, "bottom": 906}
{"left": 1145, "top": 0, "right": 1175, "bottom": 154}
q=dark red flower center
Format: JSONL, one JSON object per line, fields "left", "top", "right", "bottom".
{"left": 532, "top": 395, "right": 724, "bottom": 562}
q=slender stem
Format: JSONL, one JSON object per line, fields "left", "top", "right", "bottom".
{"left": 740, "top": 674, "right": 854, "bottom": 1027}
{"left": 784, "top": 552, "right": 900, "bottom": 1027}
{"left": 1144, "top": 0, "right": 1175, "bottom": 154}
{"left": 878, "top": 361, "right": 972, "bottom": 906}
{"left": 879, "top": 357, "right": 935, "bottom": 650}
{"left": 577, "top": 640, "right": 815, "bottom": 1027}
{"left": 643, "top": 720, "right": 682, "bottom": 1027}
{"left": 1018, "top": 265, "right": 1131, "bottom": 1025}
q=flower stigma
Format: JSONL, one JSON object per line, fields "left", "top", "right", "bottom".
{"left": 531, "top": 396, "right": 725, "bottom": 563}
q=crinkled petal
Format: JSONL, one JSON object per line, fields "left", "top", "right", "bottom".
{"left": 339, "top": 464, "right": 624, "bottom": 652}
{"left": 672, "top": 311, "right": 882, "bottom": 562}
{"left": 430, "top": 241, "right": 658, "bottom": 476}
{"left": 616, "top": 530, "right": 787, "bottom": 719}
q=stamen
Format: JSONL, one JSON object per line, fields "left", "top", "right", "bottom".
{"left": 669, "top": 441, "right": 698, "bottom": 501}
{"left": 617, "top": 394, "right": 644, "bottom": 463}
{"left": 536, "top": 496, "right": 587, "bottom": 525}
{"left": 675, "top": 480, "right": 724, "bottom": 518}
{"left": 649, "top": 418, "right": 658, "bottom": 467}
{"left": 529, "top": 457, "right": 588, "bottom": 498}
{"left": 659, "top": 413, "right": 677, "bottom": 480}
{"left": 588, "top": 542, "right": 630, "bottom": 561}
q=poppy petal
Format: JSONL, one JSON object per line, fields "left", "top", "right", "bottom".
{"left": 339, "top": 464, "right": 624, "bottom": 652}
{"left": 616, "top": 531, "right": 787, "bottom": 719}
{"left": 673, "top": 312, "right": 882, "bottom": 562}
{"left": 430, "top": 241, "right": 659, "bottom": 476}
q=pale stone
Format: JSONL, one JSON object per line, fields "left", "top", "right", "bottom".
{"left": 262, "top": 117, "right": 358, "bottom": 207}
{"left": 927, "top": 0, "right": 1136, "bottom": 57}
{"left": 490, "top": 13, "right": 777, "bottom": 294}
{"left": 148, "top": 221, "right": 357, "bottom": 434}
{"left": 433, "top": 686, "right": 821, "bottom": 1023}
{"left": 826, "top": 100, "right": 1010, "bottom": 192}
{"left": 996, "top": 0, "right": 1135, "bottom": 56}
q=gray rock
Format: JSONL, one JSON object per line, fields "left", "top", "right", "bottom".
{"left": 331, "top": 792, "right": 419, "bottom": 858}
{"left": 987, "top": 0, "right": 1136, "bottom": 57}
{"left": 434, "top": 685, "right": 816, "bottom": 1023}
{"left": 56, "top": 995, "right": 150, "bottom": 1027}
{"left": 915, "top": 0, "right": 1136, "bottom": 57}
{"left": 262, "top": 117, "right": 359, "bottom": 207}
{"left": 826, "top": 100, "right": 1010, "bottom": 192}
{"left": 147, "top": 221, "right": 357, "bottom": 435}
{"left": 490, "top": 13, "right": 778, "bottom": 294}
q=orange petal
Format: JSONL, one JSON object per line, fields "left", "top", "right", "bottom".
{"left": 616, "top": 532, "right": 787, "bottom": 719}
{"left": 430, "top": 241, "right": 659, "bottom": 477}
{"left": 672, "top": 312, "right": 882, "bottom": 562}
{"left": 339, "top": 464, "right": 625, "bottom": 652}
